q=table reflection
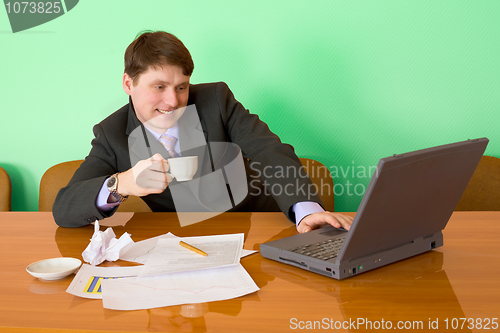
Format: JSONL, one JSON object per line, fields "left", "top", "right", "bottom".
{"left": 259, "top": 250, "right": 472, "bottom": 332}
{"left": 147, "top": 304, "right": 209, "bottom": 332}
{"left": 29, "top": 276, "right": 73, "bottom": 294}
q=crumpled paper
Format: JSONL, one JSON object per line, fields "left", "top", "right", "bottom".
{"left": 82, "top": 221, "right": 134, "bottom": 266}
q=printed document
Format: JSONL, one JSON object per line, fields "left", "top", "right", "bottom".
{"left": 120, "top": 232, "right": 255, "bottom": 264}
{"left": 139, "top": 233, "right": 244, "bottom": 277}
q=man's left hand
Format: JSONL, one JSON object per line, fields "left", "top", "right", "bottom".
{"left": 297, "top": 212, "right": 353, "bottom": 233}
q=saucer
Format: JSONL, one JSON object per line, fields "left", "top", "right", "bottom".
{"left": 26, "top": 257, "right": 82, "bottom": 280}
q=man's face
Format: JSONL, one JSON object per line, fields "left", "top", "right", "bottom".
{"left": 123, "top": 64, "right": 190, "bottom": 133}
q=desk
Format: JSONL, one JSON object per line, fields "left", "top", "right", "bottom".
{"left": 0, "top": 211, "right": 499, "bottom": 332}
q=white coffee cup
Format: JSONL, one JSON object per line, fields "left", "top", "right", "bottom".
{"left": 167, "top": 156, "right": 198, "bottom": 181}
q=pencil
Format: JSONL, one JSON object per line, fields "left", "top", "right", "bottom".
{"left": 179, "top": 241, "right": 208, "bottom": 256}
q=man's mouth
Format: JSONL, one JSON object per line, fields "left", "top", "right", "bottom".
{"left": 156, "top": 109, "right": 174, "bottom": 115}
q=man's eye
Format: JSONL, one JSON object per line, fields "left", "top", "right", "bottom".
{"left": 155, "top": 86, "right": 164, "bottom": 90}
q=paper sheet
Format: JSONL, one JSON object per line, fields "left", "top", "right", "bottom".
{"left": 120, "top": 232, "right": 256, "bottom": 264}
{"left": 66, "top": 264, "right": 143, "bottom": 299}
{"left": 101, "top": 264, "right": 259, "bottom": 310}
{"left": 241, "top": 249, "right": 258, "bottom": 257}
{"left": 138, "top": 233, "right": 244, "bottom": 277}
{"left": 120, "top": 232, "right": 177, "bottom": 264}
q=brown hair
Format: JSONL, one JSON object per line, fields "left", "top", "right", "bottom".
{"left": 124, "top": 31, "right": 194, "bottom": 84}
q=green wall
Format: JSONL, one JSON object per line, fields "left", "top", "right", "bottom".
{"left": 1, "top": 0, "right": 499, "bottom": 212}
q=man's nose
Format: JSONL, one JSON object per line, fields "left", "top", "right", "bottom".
{"left": 162, "top": 88, "right": 178, "bottom": 108}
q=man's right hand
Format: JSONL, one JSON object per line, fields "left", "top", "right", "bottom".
{"left": 117, "top": 153, "right": 172, "bottom": 197}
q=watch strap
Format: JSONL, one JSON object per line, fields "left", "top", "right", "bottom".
{"left": 108, "top": 173, "right": 129, "bottom": 202}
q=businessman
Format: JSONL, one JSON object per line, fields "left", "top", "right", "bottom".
{"left": 53, "top": 31, "right": 352, "bottom": 232}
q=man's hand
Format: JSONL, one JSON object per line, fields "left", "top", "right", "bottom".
{"left": 297, "top": 212, "right": 353, "bottom": 233}
{"left": 117, "top": 153, "right": 173, "bottom": 197}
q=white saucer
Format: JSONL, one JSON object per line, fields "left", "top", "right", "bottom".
{"left": 26, "top": 257, "right": 82, "bottom": 280}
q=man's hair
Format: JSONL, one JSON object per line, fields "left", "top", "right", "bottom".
{"left": 124, "top": 31, "right": 194, "bottom": 84}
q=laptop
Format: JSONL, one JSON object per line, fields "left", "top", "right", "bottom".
{"left": 260, "top": 138, "right": 488, "bottom": 279}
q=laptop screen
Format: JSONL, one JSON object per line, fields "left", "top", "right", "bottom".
{"left": 338, "top": 138, "right": 488, "bottom": 262}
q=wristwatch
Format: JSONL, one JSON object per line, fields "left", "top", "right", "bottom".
{"left": 107, "top": 173, "right": 129, "bottom": 202}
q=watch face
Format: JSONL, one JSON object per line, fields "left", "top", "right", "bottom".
{"left": 107, "top": 176, "right": 116, "bottom": 188}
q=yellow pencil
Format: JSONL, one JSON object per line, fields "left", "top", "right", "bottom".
{"left": 179, "top": 240, "right": 208, "bottom": 256}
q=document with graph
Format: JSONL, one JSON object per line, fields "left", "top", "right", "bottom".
{"left": 66, "top": 264, "right": 143, "bottom": 299}
{"left": 101, "top": 263, "right": 259, "bottom": 310}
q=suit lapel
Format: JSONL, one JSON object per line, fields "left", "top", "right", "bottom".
{"left": 178, "top": 105, "right": 213, "bottom": 178}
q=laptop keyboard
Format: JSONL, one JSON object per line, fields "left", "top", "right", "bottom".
{"left": 289, "top": 238, "right": 345, "bottom": 261}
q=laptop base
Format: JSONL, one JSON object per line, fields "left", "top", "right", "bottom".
{"left": 261, "top": 227, "right": 443, "bottom": 280}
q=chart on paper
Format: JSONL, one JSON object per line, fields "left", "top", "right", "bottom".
{"left": 84, "top": 276, "right": 119, "bottom": 294}
{"left": 66, "top": 264, "right": 144, "bottom": 299}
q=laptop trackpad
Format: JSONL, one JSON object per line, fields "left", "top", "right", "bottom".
{"left": 319, "top": 226, "right": 348, "bottom": 237}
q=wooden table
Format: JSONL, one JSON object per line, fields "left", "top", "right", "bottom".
{"left": 0, "top": 211, "right": 499, "bottom": 332}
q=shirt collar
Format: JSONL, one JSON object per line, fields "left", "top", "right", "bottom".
{"left": 143, "top": 122, "right": 179, "bottom": 140}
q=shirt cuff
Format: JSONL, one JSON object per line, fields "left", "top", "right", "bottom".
{"left": 96, "top": 177, "right": 121, "bottom": 211}
{"left": 292, "top": 201, "right": 325, "bottom": 227}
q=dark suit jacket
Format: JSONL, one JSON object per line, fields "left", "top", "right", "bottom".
{"left": 53, "top": 82, "right": 322, "bottom": 227}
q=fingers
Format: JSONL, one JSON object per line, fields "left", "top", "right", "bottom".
{"left": 150, "top": 154, "right": 169, "bottom": 173}
{"left": 297, "top": 212, "right": 354, "bottom": 233}
{"left": 328, "top": 213, "right": 353, "bottom": 230}
{"left": 149, "top": 160, "right": 173, "bottom": 184}
{"left": 130, "top": 155, "right": 171, "bottom": 195}
{"left": 297, "top": 223, "right": 313, "bottom": 233}
{"left": 136, "top": 167, "right": 169, "bottom": 190}
{"left": 149, "top": 160, "right": 169, "bottom": 175}
{"left": 165, "top": 172, "right": 173, "bottom": 183}
{"left": 325, "top": 213, "right": 353, "bottom": 231}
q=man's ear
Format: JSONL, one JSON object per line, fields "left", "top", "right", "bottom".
{"left": 123, "top": 73, "right": 133, "bottom": 95}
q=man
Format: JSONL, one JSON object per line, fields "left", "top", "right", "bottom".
{"left": 53, "top": 31, "right": 352, "bottom": 232}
